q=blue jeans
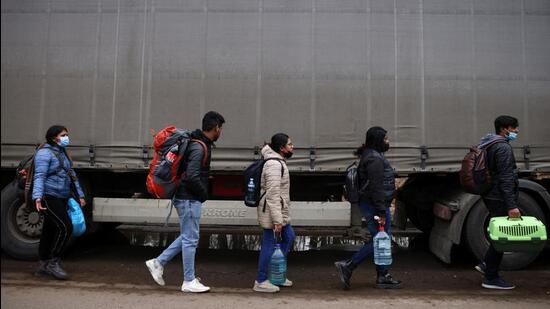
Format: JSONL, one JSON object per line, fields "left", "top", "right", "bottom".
{"left": 157, "top": 199, "right": 202, "bottom": 282}
{"left": 351, "top": 201, "right": 392, "bottom": 272}
{"left": 256, "top": 224, "right": 296, "bottom": 282}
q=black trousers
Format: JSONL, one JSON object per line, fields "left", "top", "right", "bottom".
{"left": 483, "top": 198, "right": 508, "bottom": 280}
{"left": 39, "top": 195, "right": 73, "bottom": 260}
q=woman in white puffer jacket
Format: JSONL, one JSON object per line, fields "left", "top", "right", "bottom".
{"left": 253, "top": 133, "right": 295, "bottom": 293}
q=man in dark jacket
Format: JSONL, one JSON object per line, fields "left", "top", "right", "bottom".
{"left": 146, "top": 111, "right": 225, "bottom": 293}
{"left": 475, "top": 115, "right": 521, "bottom": 290}
{"left": 334, "top": 126, "right": 401, "bottom": 290}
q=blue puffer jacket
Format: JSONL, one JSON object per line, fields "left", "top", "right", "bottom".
{"left": 32, "top": 144, "right": 85, "bottom": 200}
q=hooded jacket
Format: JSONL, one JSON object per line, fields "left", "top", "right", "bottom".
{"left": 257, "top": 145, "right": 291, "bottom": 229}
{"left": 478, "top": 134, "right": 519, "bottom": 209}
{"left": 175, "top": 129, "right": 213, "bottom": 203}
{"left": 357, "top": 127, "right": 395, "bottom": 216}
{"left": 32, "top": 143, "right": 85, "bottom": 200}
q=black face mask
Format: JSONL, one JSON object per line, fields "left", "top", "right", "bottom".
{"left": 382, "top": 143, "right": 390, "bottom": 152}
{"left": 283, "top": 151, "right": 293, "bottom": 159}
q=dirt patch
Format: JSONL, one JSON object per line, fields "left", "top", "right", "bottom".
{"left": 2, "top": 233, "right": 549, "bottom": 299}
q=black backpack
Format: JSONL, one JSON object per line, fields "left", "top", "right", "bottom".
{"left": 243, "top": 158, "right": 283, "bottom": 207}
{"left": 343, "top": 162, "right": 368, "bottom": 204}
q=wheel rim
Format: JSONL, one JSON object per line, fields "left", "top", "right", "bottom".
{"left": 9, "top": 201, "right": 43, "bottom": 243}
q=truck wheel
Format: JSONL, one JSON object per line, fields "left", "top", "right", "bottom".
{"left": 1, "top": 180, "right": 41, "bottom": 260}
{"left": 464, "top": 192, "right": 545, "bottom": 270}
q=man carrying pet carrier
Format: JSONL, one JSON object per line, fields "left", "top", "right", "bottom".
{"left": 474, "top": 115, "right": 521, "bottom": 290}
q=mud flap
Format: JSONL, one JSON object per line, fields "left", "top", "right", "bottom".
{"left": 428, "top": 192, "right": 481, "bottom": 264}
{"left": 429, "top": 218, "right": 454, "bottom": 263}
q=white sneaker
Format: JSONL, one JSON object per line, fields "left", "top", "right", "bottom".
{"left": 253, "top": 280, "right": 280, "bottom": 293}
{"left": 145, "top": 259, "right": 165, "bottom": 286}
{"left": 277, "top": 278, "right": 293, "bottom": 287}
{"left": 182, "top": 278, "right": 210, "bottom": 293}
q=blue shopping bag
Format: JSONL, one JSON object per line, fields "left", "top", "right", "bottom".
{"left": 68, "top": 198, "right": 86, "bottom": 237}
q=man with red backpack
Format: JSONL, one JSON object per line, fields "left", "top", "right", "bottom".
{"left": 145, "top": 111, "right": 225, "bottom": 293}
{"left": 474, "top": 115, "right": 521, "bottom": 290}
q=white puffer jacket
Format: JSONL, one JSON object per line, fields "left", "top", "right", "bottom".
{"left": 257, "top": 145, "right": 291, "bottom": 229}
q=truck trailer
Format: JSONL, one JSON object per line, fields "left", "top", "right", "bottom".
{"left": 2, "top": 0, "right": 549, "bottom": 270}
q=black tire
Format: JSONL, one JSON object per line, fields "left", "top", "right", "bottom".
{"left": 464, "top": 191, "right": 546, "bottom": 270}
{"left": 1, "top": 180, "right": 42, "bottom": 260}
{"left": 404, "top": 201, "right": 434, "bottom": 232}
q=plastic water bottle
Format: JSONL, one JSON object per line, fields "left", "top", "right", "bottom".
{"left": 244, "top": 178, "right": 256, "bottom": 205}
{"left": 373, "top": 216, "right": 392, "bottom": 266}
{"left": 165, "top": 144, "right": 179, "bottom": 163}
{"left": 269, "top": 244, "right": 287, "bottom": 285}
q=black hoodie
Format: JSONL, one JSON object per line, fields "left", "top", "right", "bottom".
{"left": 175, "top": 129, "right": 213, "bottom": 202}
{"left": 357, "top": 127, "right": 395, "bottom": 216}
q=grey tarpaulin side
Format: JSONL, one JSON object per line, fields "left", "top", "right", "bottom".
{"left": 1, "top": 0, "right": 549, "bottom": 173}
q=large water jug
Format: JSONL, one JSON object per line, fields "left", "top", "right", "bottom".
{"left": 269, "top": 244, "right": 287, "bottom": 285}
{"left": 373, "top": 216, "right": 392, "bottom": 266}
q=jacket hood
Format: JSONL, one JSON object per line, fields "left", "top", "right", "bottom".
{"left": 191, "top": 129, "right": 213, "bottom": 146}
{"left": 479, "top": 133, "right": 507, "bottom": 148}
{"left": 366, "top": 126, "right": 388, "bottom": 153}
{"left": 261, "top": 144, "right": 284, "bottom": 160}
{"left": 42, "top": 143, "right": 66, "bottom": 155}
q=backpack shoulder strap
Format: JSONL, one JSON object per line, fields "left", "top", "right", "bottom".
{"left": 484, "top": 139, "right": 508, "bottom": 172}
{"left": 44, "top": 147, "right": 69, "bottom": 175}
{"left": 191, "top": 139, "right": 209, "bottom": 167}
{"left": 264, "top": 158, "right": 284, "bottom": 177}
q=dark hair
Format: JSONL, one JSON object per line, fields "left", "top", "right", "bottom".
{"left": 494, "top": 115, "right": 518, "bottom": 134}
{"left": 202, "top": 111, "right": 225, "bottom": 131}
{"left": 269, "top": 133, "right": 290, "bottom": 153}
{"left": 355, "top": 126, "right": 387, "bottom": 155}
{"left": 45, "top": 125, "right": 68, "bottom": 146}
{"left": 354, "top": 144, "right": 366, "bottom": 156}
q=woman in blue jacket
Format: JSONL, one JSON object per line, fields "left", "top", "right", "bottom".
{"left": 32, "top": 125, "right": 86, "bottom": 280}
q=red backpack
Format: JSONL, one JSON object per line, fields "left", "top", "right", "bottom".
{"left": 459, "top": 140, "right": 504, "bottom": 195}
{"left": 146, "top": 126, "right": 207, "bottom": 199}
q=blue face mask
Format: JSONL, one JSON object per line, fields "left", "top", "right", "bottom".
{"left": 58, "top": 136, "right": 70, "bottom": 147}
{"left": 506, "top": 131, "right": 518, "bottom": 141}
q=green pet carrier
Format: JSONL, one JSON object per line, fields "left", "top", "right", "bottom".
{"left": 487, "top": 216, "right": 547, "bottom": 252}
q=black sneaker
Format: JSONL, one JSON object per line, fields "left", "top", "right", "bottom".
{"left": 334, "top": 260, "right": 355, "bottom": 290}
{"left": 482, "top": 277, "right": 515, "bottom": 290}
{"left": 475, "top": 262, "right": 486, "bottom": 275}
{"left": 375, "top": 273, "right": 402, "bottom": 289}
{"left": 46, "top": 258, "right": 69, "bottom": 280}
{"left": 34, "top": 260, "right": 51, "bottom": 278}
